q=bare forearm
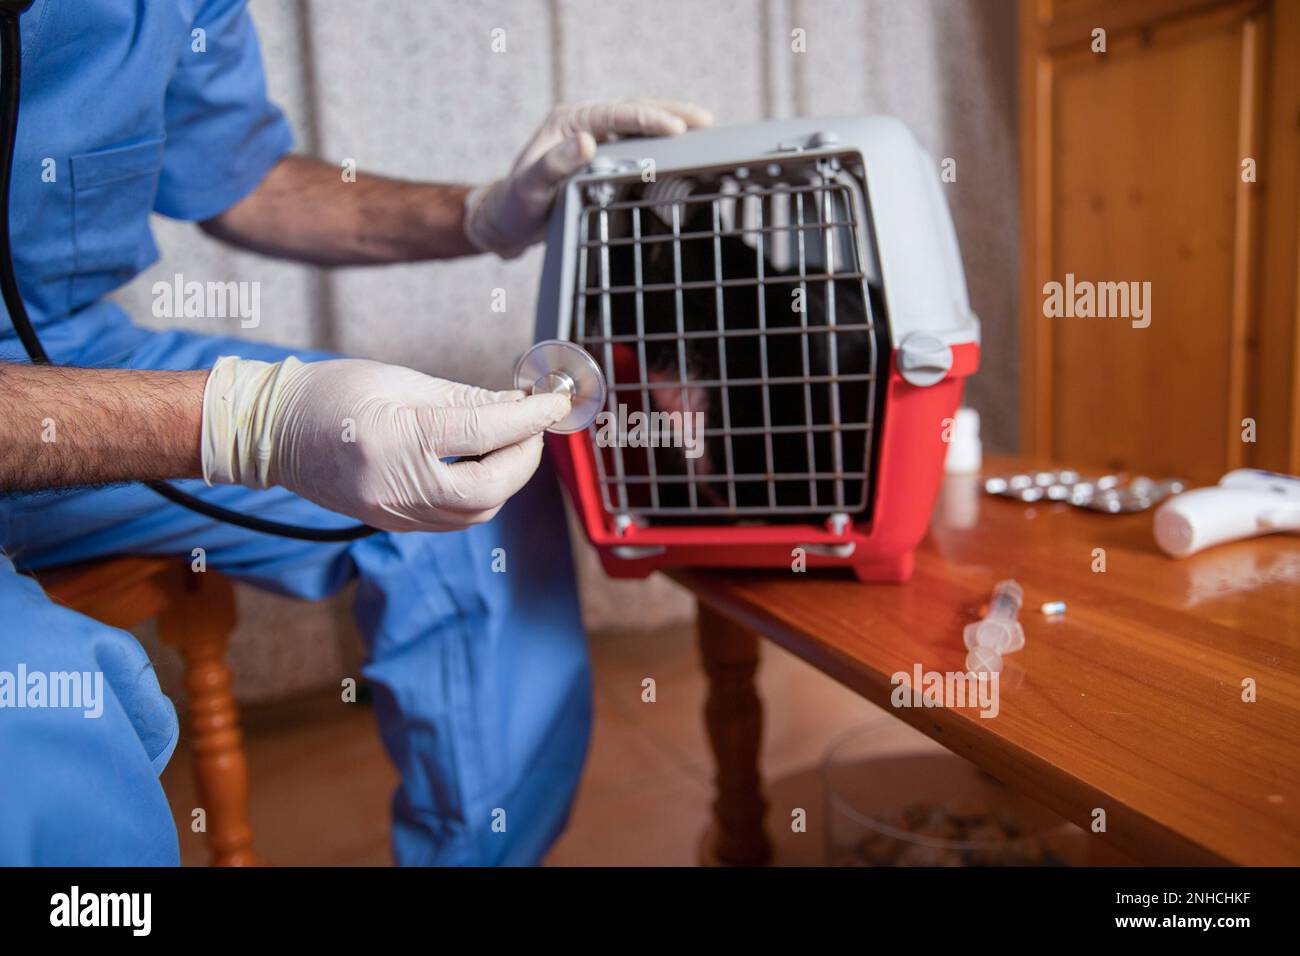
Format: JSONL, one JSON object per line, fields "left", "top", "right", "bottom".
{"left": 0, "top": 364, "right": 206, "bottom": 492}
{"left": 200, "top": 155, "right": 477, "bottom": 265}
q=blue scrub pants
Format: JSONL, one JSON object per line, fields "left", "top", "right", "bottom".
{"left": 0, "top": 308, "right": 593, "bottom": 866}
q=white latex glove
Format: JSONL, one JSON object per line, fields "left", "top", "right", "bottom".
{"left": 464, "top": 97, "right": 714, "bottom": 259}
{"left": 201, "top": 355, "right": 571, "bottom": 532}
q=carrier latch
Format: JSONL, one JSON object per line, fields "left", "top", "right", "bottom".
{"left": 897, "top": 332, "right": 954, "bottom": 387}
{"left": 774, "top": 129, "right": 841, "bottom": 153}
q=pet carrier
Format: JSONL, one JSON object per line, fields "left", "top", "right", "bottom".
{"left": 525, "top": 115, "right": 979, "bottom": 582}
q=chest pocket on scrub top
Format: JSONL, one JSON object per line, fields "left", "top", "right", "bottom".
{"left": 69, "top": 137, "right": 165, "bottom": 311}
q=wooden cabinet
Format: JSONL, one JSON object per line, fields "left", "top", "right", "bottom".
{"left": 1020, "top": 0, "right": 1300, "bottom": 482}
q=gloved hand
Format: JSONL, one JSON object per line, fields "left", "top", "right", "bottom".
{"left": 201, "top": 355, "right": 571, "bottom": 532}
{"left": 464, "top": 98, "right": 714, "bottom": 259}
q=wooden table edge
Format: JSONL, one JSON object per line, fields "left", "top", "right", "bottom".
{"left": 673, "top": 569, "right": 1238, "bottom": 867}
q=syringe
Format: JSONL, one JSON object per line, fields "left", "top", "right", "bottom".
{"left": 963, "top": 579, "right": 1026, "bottom": 674}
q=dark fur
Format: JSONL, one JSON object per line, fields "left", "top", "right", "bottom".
{"left": 586, "top": 201, "right": 879, "bottom": 518}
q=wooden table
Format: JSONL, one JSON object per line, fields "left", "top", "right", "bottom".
{"left": 674, "top": 457, "right": 1300, "bottom": 866}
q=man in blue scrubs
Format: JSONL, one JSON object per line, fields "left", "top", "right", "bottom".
{"left": 0, "top": 0, "right": 710, "bottom": 865}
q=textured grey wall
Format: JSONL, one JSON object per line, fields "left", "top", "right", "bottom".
{"left": 119, "top": 0, "right": 1019, "bottom": 702}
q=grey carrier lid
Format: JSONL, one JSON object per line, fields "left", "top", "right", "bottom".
{"left": 536, "top": 114, "right": 980, "bottom": 352}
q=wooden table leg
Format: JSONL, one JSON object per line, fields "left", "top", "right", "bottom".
{"left": 158, "top": 569, "right": 258, "bottom": 867}
{"left": 697, "top": 601, "right": 772, "bottom": 866}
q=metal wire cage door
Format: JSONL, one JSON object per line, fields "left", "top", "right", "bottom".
{"left": 571, "top": 153, "right": 883, "bottom": 526}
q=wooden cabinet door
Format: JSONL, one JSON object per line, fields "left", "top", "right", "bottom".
{"left": 1020, "top": 0, "right": 1300, "bottom": 482}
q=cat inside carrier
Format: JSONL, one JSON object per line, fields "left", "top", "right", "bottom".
{"left": 526, "top": 116, "right": 979, "bottom": 582}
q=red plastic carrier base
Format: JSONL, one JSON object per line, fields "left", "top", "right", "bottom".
{"left": 551, "top": 342, "right": 979, "bottom": 584}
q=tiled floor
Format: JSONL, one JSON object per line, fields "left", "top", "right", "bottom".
{"left": 162, "top": 617, "right": 882, "bottom": 866}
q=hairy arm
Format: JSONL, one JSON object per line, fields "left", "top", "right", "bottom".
{"left": 199, "top": 155, "right": 477, "bottom": 265}
{"left": 0, "top": 364, "right": 206, "bottom": 491}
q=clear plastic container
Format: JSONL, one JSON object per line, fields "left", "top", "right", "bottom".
{"left": 823, "top": 719, "right": 1087, "bottom": 866}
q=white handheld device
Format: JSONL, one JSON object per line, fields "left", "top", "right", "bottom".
{"left": 1153, "top": 469, "right": 1300, "bottom": 558}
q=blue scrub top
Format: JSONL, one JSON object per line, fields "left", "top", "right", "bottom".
{"left": 1, "top": 3, "right": 595, "bottom": 868}
{"left": 8, "top": 0, "right": 293, "bottom": 330}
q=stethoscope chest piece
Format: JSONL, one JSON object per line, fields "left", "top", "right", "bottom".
{"left": 514, "top": 339, "right": 607, "bottom": 434}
